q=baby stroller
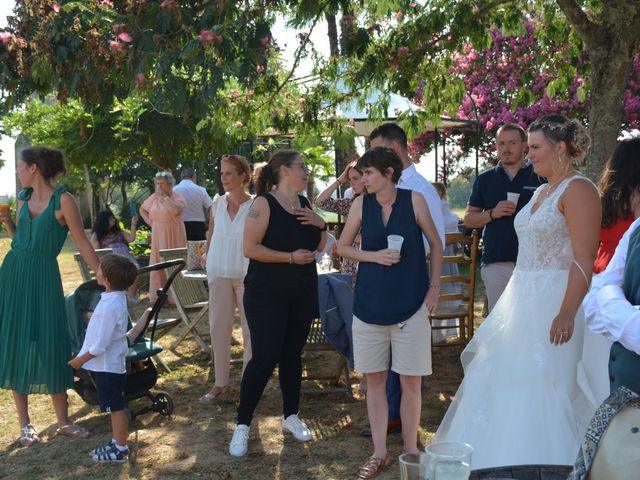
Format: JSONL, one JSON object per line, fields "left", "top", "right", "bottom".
{"left": 65, "top": 259, "right": 185, "bottom": 421}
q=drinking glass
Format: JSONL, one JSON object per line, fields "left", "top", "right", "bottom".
{"left": 0, "top": 195, "right": 10, "bottom": 218}
{"left": 425, "top": 441, "right": 473, "bottom": 480}
{"left": 399, "top": 452, "right": 431, "bottom": 480}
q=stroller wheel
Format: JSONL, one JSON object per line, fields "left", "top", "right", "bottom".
{"left": 154, "top": 391, "right": 174, "bottom": 416}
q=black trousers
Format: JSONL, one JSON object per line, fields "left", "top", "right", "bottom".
{"left": 184, "top": 221, "right": 206, "bottom": 241}
{"left": 236, "top": 286, "right": 316, "bottom": 426}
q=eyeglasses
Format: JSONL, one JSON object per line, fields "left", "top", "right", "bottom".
{"left": 289, "top": 162, "right": 309, "bottom": 172}
{"left": 155, "top": 171, "right": 171, "bottom": 177}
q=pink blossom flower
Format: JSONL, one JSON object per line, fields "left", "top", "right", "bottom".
{"left": 199, "top": 30, "right": 215, "bottom": 43}
{"left": 117, "top": 32, "right": 133, "bottom": 43}
{"left": 100, "top": 0, "right": 114, "bottom": 7}
{"left": 109, "top": 40, "right": 124, "bottom": 53}
{"left": 0, "top": 32, "right": 11, "bottom": 45}
{"left": 135, "top": 73, "right": 147, "bottom": 89}
{"left": 52, "top": 3, "right": 61, "bottom": 13}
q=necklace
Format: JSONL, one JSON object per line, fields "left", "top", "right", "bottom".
{"left": 545, "top": 169, "right": 576, "bottom": 198}
{"left": 273, "top": 189, "right": 299, "bottom": 211}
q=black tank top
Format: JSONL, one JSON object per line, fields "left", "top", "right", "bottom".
{"left": 244, "top": 193, "right": 321, "bottom": 293}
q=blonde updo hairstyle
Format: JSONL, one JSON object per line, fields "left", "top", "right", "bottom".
{"left": 528, "top": 114, "right": 591, "bottom": 164}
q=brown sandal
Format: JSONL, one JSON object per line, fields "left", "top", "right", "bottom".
{"left": 56, "top": 423, "right": 91, "bottom": 438}
{"left": 357, "top": 454, "right": 390, "bottom": 479}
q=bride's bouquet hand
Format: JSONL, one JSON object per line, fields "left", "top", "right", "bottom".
{"left": 549, "top": 313, "right": 574, "bottom": 346}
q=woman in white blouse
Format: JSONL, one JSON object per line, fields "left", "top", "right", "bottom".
{"left": 200, "top": 155, "right": 253, "bottom": 403}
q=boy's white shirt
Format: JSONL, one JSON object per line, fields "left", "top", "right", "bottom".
{"left": 78, "top": 290, "right": 129, "bottom": 374}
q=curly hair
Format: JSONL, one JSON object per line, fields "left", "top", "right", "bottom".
{"left": 599, "top": 137, "right": 640, "bottom": 228}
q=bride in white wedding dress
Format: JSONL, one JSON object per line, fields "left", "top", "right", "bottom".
{"left": 436, "top": 115, "right": 610, "bottom": 470}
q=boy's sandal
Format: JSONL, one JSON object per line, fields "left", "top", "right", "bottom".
{"left": 56, "top": 423, "right": 91, "bottom": 438}
{"left": 19, "top": 424, "right": 40, "bottom": 447}
{"left": 357, "top": 455, "right": 390, "bottom": 479}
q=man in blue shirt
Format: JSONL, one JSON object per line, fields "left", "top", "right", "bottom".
{"left": 464, "top": 123, "right": 543, "bottom": 311}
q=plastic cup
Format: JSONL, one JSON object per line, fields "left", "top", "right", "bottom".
{"left": 425, "top": 442, "right": 473, "bottom": 480}
{"left": 0, "top": 195, "right": 9, "bottom": 217}
{"left": 129, "top": 202, "right": 137, "bottom": 217}
{"left": 387, "top": 234, "right": 404, "bottom": 252}
{"left": 507, "top": 192, "right": 520, "bottom": 205}
{"left": 399, "top": 452, "right": 431, "bottom": 480}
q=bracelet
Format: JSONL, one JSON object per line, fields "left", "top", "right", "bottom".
{"left": 288, "top": 252, "right": 293, "bottom": 264}
{"left": 488, "top": 209, "right": 494, "bottom": 221}
{"left": 429, "top": 284, "right": 441, "bottom": 289}
{"left": 317, "top": 222, "right": 328, "bottom": 232}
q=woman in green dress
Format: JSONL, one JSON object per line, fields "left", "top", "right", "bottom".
{"left": 0, "top": 146, "right": 99, "bottom": 446}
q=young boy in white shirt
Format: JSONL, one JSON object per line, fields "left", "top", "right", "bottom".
{"left": 69, "top": 254, "right": 144, "bottom": 463}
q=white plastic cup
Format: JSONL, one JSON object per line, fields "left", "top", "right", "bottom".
{"left": 425, "top": 441, "right": 473, "bottom": 480}
{"left": 507, "top": 192, "right": 520, "bottom": 205}
{"left": 387, "top": 234, "right": 404, "bottom": 252}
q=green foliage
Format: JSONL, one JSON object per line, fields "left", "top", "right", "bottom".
{"left": 129, "top": 226, "right": 151, "bottom": 257}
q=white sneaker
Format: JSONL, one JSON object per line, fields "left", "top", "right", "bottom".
{"left": 229, "top": 424, "right": 250, "bottom": 457}
{"left": 282, "top": 414, "right": 312, "bottom": 441}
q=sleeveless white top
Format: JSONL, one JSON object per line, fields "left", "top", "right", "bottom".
{"left": 206, "top": 194, "right": 252, "bottom": 281}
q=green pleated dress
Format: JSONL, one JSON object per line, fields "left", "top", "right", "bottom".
{"left": 0, "top": 187, "right": 74, "bottom": 395}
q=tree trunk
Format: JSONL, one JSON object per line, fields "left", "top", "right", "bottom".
{"left": 120, "top": 179, "right": 129, "bottom": 219}
{"left": 83, "top": 165, "right": 94, "bottom": 227}
{"left": 556, "top": 0, "right": 640, "bottom": 181}
{"left": 326, "top": 13, "right": 339, "bottom": 58}
{"left": 584, "top": 46, "right": 633, "bottom": 180}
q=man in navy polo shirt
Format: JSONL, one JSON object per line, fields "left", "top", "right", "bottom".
{"left": 464, "top": 123, "right": 543, "bottom": 312}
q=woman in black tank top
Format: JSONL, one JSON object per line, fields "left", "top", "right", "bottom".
{"left": 229, "top": 150, "right": 328, "bottom": 458}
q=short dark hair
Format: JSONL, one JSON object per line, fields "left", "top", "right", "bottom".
{"left": 181, "top": 167, "right": 196, "bottom": 179}
{"left": 100, "top": 254, "right": 138, "bottom": 291}
{"left": 369, "top": 123, "right": 408, "bottom": 150}
{"left": 356, "top": 147, "right": 403, "bottom": 184}
{"left": 20, "top": 146, "right": 67, "bottom": 181}
{"left": 496, "top": 123, "right": 526, "bottom": 142}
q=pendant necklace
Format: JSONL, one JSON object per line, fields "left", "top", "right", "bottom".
{"left": 545, "top": 169, "right": 576, "bottom": 198}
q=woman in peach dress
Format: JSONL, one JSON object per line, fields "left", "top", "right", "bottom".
{"left": 140, "top": 171, "right": 187, "bottom": 303}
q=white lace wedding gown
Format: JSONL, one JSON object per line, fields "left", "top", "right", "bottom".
{"left": 435, "top": 176, "right": 610, "bottom": 470}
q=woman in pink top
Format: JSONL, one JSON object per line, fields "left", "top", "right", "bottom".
{"left": 140, "top": 171, "right": 187, "bottom": 303}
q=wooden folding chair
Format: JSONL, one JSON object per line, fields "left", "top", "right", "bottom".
{"left": 157, "top": 248, "right": 210, "bottom": 356}
{"left": 302, "top": 318, "right": 354, "bottom": 401}
{"left": 429, "top": 230, "right": 479, "bottom": 346}
{"left": 73, "top": 248, "right": 113, "bottom": 282}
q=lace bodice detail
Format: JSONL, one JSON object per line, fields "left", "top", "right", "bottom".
{"left": 513, "top": 176, "right": 590, "bottom": 271}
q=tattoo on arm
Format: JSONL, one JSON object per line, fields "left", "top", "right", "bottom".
{"left": 248, "top": 209, "right": 261, "bottom": 219}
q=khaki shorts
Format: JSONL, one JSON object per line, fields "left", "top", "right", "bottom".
{"left": 352, "top": 304, "right": 432, "bottom": 376}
